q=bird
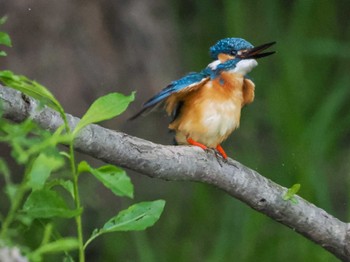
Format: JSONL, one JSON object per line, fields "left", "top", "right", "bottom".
{"left": 130, "top": 37, "right": 275, "bottom": 159}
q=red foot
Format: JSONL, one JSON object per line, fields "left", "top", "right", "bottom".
{"left": 187, "top": 138, "right": 208, "bottom": 150}
{"left": 216, "top": 144, "right": 228, "bottom": 159}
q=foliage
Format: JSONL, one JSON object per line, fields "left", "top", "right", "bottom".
{"left": 0, "top": 16, "right": 11, "bottom": 57}
{"left": 84, "top": 200, "right": 165, "bottom": 250}
{"left": 0, "top": 19, "right": 165, "bottom": 262}
{"left": 283, "top": 184, "right": 301, "bottom": 204}
{"left": 0, "top": 70, "right": 67, "bottom": 124}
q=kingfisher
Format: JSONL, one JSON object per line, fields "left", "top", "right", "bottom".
{"left": 131, "top": 38, "right": 275, "bottom": 159}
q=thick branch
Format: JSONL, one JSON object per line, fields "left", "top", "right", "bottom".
{"left": 0, "top": 85, "right": 349, "bottom": 261}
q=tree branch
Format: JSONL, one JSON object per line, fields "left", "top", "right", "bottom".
{"left": 0, "top": 84, "right": 349, "bottom": 261}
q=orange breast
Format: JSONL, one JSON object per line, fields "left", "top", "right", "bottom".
{"left": 167, "top": 72, "right": 254, "bottom": 148}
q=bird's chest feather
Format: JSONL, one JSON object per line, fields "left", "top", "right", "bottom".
{"left": 199, "top": 74, "right": 244, "bottom": 135}
{"left": 170, "top": 73, "right": 245, "bottom": 146}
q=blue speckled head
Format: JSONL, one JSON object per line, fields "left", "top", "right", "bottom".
{"left": 209, "top": 38, "right": 254, "bottom": 59}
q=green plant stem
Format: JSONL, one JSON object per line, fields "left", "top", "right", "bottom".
{"left": 0, "top": 182, "right": 28, "bottom": 239}
{"left": 69, "top": 142, "right": 85, "bottom": 262}
{"left": 83, "top": 232, "right": 101, "bottom": 250}
{"left": 40, "top": 222, "right": 53, "bottom": 246}
{"left": 65, "top": 121, "right": 85, "bottom": 261}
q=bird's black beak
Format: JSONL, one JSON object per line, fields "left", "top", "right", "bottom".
{"left": 237, "top": 41, "right": 276, "bottom": 59}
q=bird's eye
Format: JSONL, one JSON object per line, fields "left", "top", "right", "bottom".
{"left": 231, "top": 50, "right": 237, "bottom": 56}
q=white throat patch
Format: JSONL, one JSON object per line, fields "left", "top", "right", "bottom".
{"left": 231, "top": 59, "right": 258, "bottom": 75}
{"left": 208, "top": 59, "right": 258, "bottom": 75}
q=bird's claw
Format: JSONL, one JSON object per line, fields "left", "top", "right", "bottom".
{"left": 214, "top": 149, "right": 228, "bottom": 166}
{"left": 203, "top": 148, "right": 227, "bottom": 166}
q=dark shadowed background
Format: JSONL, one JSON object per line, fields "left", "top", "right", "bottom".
{"left": 1, "top": 0, "right": 350, "bottom": 261}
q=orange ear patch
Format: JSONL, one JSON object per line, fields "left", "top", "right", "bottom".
{"left": 218, "top": 53, "right": 235, "bottom": 62}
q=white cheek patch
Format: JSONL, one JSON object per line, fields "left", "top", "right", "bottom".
{"left": 208, "top": 60, "right": 221, "bottom": 70}
{"left": 232, "top": 59, "right": 258, "bottom": 75}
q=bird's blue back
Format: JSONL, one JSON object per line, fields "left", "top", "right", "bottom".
{"left": 143, "top": 58, "right": 241, "bottom": 109}
{"left": 143, "top": 70, "right": 209, "bottom": 108}
{"left": 130, "top": 37, "right": 253, "bottom": 119}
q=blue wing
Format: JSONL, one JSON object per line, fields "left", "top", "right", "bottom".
{"left": 130, "top": 69, "right": 210, "bottom": 119}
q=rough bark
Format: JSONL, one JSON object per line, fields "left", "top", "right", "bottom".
{"left": 0, "top": 84, "right": 349, "bottom": 261}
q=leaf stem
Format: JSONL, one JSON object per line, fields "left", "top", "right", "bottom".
{"left": 83, "top": 232, "right": 101, "bottom": 250}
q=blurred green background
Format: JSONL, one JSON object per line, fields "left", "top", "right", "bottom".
{"left": 1, "top": 0, "right": 350, "bottom": 261}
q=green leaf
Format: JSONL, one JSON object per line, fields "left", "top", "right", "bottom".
{"left": 46, "top": 179, "right": 75, "bottom": 200}
{"left": 0, "top": 71, "right": 66, "bottom": 122}
{"left": 283, "top": 184, "right": 301, "bottom": 203}
{"left": 0, "top": 157, "right": 10, "bottom": 183}
{"left": 59, "top": 151, "right": 71, "bottom": 159}
{"left": 27, "top": 153, "right": 65, "bottom": 190}
{"left": 5, "top": 119, "right": 36, "bottom": 162}
{"left": 0, "top": 32, "right": 12, "bottom": 47}
{"left": 103, "top": 200, "right": 165, "bottom": 231}
{"left": 73, "top": 92, "right": 135, "bottom": 136}
{"left": 0, "top": 51, "right": 6, "bottom": 56}
{"left": 78, "top": 161, "right": 133, "bottom": 198}
{"left": 29, "top": 238, "right": 79, "bottom": 261}
{"left": 5, "top": 184, "right": 19, "bottom": 205}
{"left": 0, "top": 16, "right": 7, "bottom": 25}
{"left": 57, "top": 179, "right": 75, "bottom": 199}
{"left": 26, "top": 126, "right": 73, "bottom": 157}
{"left": 77, "top": 160, "right": 91, "bottom": 174}
{"left": 16, "top": 213, "right": 34, "bottom": 227}
{"left": 84, "top": 200, "right": 165, "bottom": 249}
{"left": 0, "top": 118, "right": 67, "bottom": 165}
{"left": 23, "top": 189, "right": 81, "bottom": 218}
